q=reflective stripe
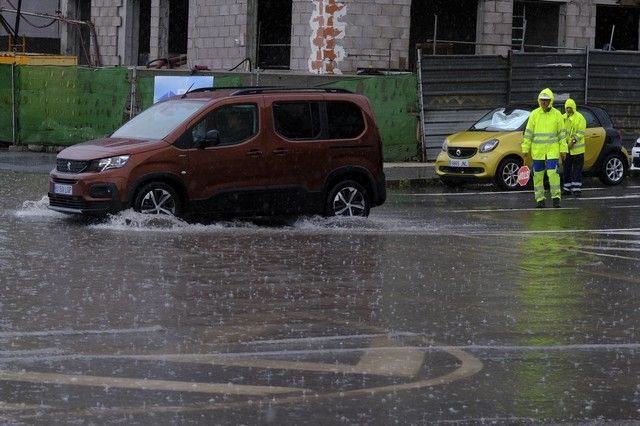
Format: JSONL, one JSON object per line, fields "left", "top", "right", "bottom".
{"left": 576, "top": 130, "right": 585, "bottom": 135}
{"left": 524, "top": 129, "right": 533, "bottom": 135}
{"left": 533, "top": 132, "right": 557, "bottom": 137}
{"left": 572, "top": 143, "right": 585, "bottom": 149}
{"left": 533, "top": 139, "right": 559, "bottom": 144}
{"left": 549, "top": 185, "right": 561, "bottom": 190}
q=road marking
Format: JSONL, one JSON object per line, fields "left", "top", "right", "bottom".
{"left": 573, "top": 248, "right": 639, "bottom": 261}
{"left": 396, "top": 187, "right": 607, "bottom": 197}
{"left": 0, "top": 370, "right": 306, "bottom": 396}
{"left": 13, "top": 343, "right": 483, "bottom": 419}
{"left": 0, "top": 401, "right": 53, "bottom": 411}
{"left": 451, "top": 207, "right": 579, "bottom": 212}
{"left": 0, "top": 326, "right": 163, "bottom": 338}
{"left": 132, "top": 336, "right": 424, "bottom": 378}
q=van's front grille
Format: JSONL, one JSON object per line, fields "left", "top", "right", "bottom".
{"left": 48, "top": 194, "right": 87, "bottom": 209}
{"left": 52, "top": 178, "right": 78, "bottom": 184}
{"left": 57, "top": 159, "right": 90, "bottom": 174}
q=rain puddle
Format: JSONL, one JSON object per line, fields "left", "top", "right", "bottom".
{"left": 13, "top": 195, "right": 483, "bottom": 237}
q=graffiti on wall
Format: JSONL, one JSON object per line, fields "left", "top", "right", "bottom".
{"left": 309, "top": 0, "right": 346, "bottom": 74}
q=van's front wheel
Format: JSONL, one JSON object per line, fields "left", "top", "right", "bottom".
{"left": 325, "top": 180, "right": 370, "bottom": 217}
{"left": 134, "top": 182, "right": 181, "bottom": 216}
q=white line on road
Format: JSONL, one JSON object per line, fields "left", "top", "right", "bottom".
{"left": 573, "top": 249, "right": 639, "bottom": 261}
{"left": 451, "top": 207, "right": 580, "bottom": 213}
{"left": 396, "top": 187, "right": 608, "bottom": 197}
{"left": 238, "top": 332, "right": 420, "bottom": 345}
{"left": 0, "top": 326, "right": 163, "bottom": 338}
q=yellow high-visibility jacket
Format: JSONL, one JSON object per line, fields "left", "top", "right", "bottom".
{"left": 562, "top": 99, "right": 586, "bottom": 155}
{"left": 522, "top": 89, "right": 568, "bottom": 160}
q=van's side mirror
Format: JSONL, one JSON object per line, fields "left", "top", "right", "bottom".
{"left": 205, "top": 129, "right": 220, "bottom": 146}
{"left": 198, "top": 129, "right": 220, "bottom": 148}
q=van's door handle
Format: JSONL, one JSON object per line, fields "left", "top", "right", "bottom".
{"left": 246, "top": 149, "right": 263, "bottom": 158}
{"left": 272, "top": 148, "right": 289, "bottom": 156}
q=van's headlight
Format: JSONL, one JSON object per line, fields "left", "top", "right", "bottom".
{"left": 90, "top": 155, "right": 130, "bottom": 172}
{"left": 479, "top": 139, "right": 499, "bottom": 153}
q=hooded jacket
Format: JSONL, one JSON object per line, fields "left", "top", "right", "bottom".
{"left": 562, "top": 98, "right": 586, "bottom": 155}
{"left": 522, "top": 88, "right": 568, "bottom": 160}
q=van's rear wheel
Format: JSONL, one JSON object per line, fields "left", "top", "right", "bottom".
{"left": 325, "top": 180, "right": 370, "bottom": 217}
{"left": 134, "top": 182, "right": 181, "bottom": 216}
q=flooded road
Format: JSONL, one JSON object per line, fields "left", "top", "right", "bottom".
{"left": 1, "top": 169, "right": 640, "bottom": 424}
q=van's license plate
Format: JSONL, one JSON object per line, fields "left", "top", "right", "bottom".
{"left": 53, "top": 183, "right": 73, "bottom": 195}
{"left": 449, "top": 159, "right": 469, "bottom": 167}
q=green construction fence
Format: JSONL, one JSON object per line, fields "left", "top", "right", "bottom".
{"left": 0, "top": 65, "right": 419, "bottom": 161}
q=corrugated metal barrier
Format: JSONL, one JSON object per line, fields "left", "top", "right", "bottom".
{"left": 419, "top": 50, "right": 640, "bottom": 159}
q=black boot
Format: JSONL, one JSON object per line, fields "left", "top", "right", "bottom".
{"left": 536, "top": 200, "right": 546, "bottom": 208}
{"left": 553, "top": 198, "right": 561, "bottom": 208}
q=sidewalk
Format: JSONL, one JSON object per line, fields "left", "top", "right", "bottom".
{"left": 0, "top": 148, "right": 439, "bottom": 187}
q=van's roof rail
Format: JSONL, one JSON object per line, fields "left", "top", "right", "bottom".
{"left": 231, "top": 87, "right": 354, "bottom": 96}
{"left": 185, "top": 85, "right": 278, "bottom": 94}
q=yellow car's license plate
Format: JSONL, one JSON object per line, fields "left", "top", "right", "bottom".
{"left": 448, "top": 159, "right": 469, "bottom": 167}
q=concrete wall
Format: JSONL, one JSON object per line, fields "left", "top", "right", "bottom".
{"left": 187, "top": 0, "right": 250, "bottom": 71}
{"left": 476, "top": 0, "right": 514, "bottom": 55}
{"left": 293, "top": 0, "right": 411, "bottom": 74}
{"left": 86, "top": 0, "right": 637, "bottom": 71}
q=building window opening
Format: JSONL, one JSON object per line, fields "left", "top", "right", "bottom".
{"left": 513, "top": 1, "right": 559, "bottom": 52}
{"left": 138, "top": 0, "right": 151, "bottom": 65}
{"left": 169, "top": 0, "right": 188, "bottom": 58}
{"left": 257, "top": 0, "right": 292, "bottom": 69}
{"left": 409, "top": 0, "right": 477, "bottom": 68}
{"left": 596, "top": 5, "right": 640, "bottom": 51}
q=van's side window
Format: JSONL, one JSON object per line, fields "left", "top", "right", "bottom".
{"left": 327, "top": 101, "right": 365, "bottom": 139}
{"left": 175, "top": 104, "right": 258, "bottom": 149}
{"left": 273, "top": 102, "right": 321, "bottom": 140}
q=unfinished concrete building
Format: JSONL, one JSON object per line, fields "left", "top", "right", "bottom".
{"left": 1, "top": 1, "right": 639, "bottom": 73}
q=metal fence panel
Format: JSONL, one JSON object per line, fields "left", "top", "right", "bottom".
{"left": 419, "top": 55, "right": 508, "bottom": 158}
{"left": 419, "top": 50, "right": 640, "bottom": 157}
{"left": 587, "top": 51, "right": 640, "bottom": 147}
{"left": 510, "top": 52, "right": 586, "bottom": 105}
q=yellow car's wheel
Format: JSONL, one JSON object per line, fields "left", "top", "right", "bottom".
{"left": 495, "top": 157, "right": 523, "bottom": 190}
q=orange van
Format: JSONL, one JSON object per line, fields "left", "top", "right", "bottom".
{"left": 48, "top": 87, "right": 386, "bottom": 217}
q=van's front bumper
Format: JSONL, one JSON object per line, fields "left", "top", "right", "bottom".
{"left": 48, "top": 174, "right": 127, "bottom": 215}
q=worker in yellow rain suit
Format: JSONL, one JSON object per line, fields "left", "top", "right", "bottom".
{"left": 561, "top": 98, "right": 587, "bottom": 197}
{"left": 522, "top": 88, "right": 568, "bottom": 208}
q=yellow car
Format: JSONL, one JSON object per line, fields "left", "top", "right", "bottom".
{"left": 435, "top": 105, "right": 629, "bottom": 190}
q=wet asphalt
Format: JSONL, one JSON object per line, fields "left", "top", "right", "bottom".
{"left": 0, "top": 152, "right": 639, "bottom": 424}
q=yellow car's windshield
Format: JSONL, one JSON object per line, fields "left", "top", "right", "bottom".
{"left": 471, "top": 107, "right": 531, "bottom": 132}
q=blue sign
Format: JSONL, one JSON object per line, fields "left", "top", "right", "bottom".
{"left": 153, "top": 76, "right": 214, "bottom": 103}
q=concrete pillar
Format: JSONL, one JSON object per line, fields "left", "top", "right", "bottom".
{"left": 150, "top": 0, "right": 170, "bottom": 60}
{"left": 476, "top": 0, "right": 513, "bottom": 56}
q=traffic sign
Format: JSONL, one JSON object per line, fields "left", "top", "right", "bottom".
{"left": 517, "top": 165, "right": 530, "bottom": 186}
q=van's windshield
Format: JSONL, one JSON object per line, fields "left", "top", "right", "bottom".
{"left": 112, "top": 100, "right": 207, "bottom": 140}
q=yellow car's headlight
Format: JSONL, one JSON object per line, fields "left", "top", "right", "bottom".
{"left": 479, "top": 139, "right": 499, "bottom": 153}
{"left": 442, "top": 140, "right": 448, "bottom": 151}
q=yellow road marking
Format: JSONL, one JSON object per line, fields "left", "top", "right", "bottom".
{"left": 0, "top": 401, "right": 53, "bottom": 411}
{"left": 0, "top": 370, "right": 306, "bottom": 396}
{"left": 17, "top": 344, "right": 482, "bottom": 418}
{"left": 132, "top": 336, "right": 424, "bottom": 378}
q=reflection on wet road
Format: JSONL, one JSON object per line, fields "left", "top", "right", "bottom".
{"left": 1, "top": 172, "right": 639, "bottom": 423}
